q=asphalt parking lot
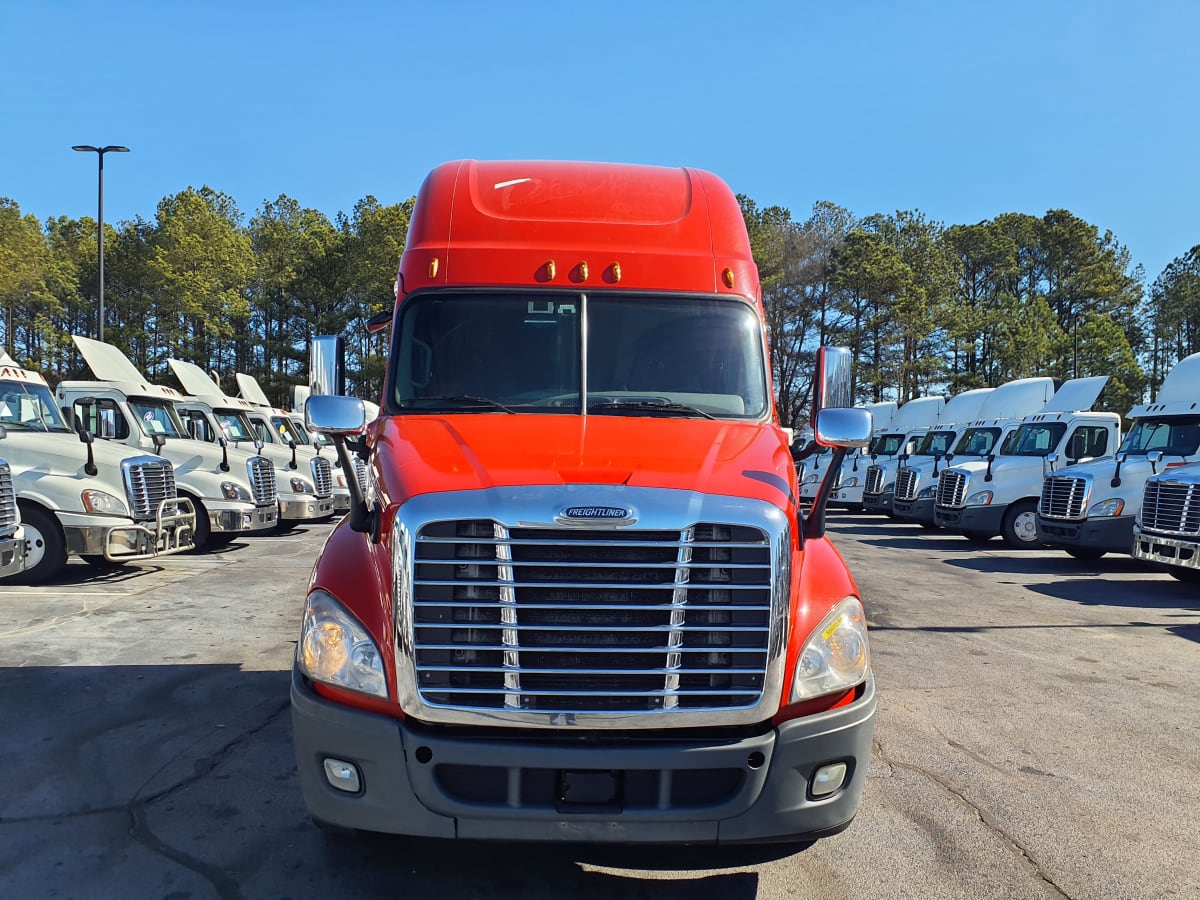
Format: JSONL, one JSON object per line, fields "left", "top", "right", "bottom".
{"left": 1, "top": 514, "right": 1198, "bottom": 899}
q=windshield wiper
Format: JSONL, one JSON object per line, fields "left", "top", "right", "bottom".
{"left": 411, "top": 396, "right": 517, "bottom": 414}
{"left": 588, "top": 399, "right": 716, "bottom": 419}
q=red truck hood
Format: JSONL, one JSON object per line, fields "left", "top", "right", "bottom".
{"left": 372, "top": 414, "right": 796, "bottom": 510}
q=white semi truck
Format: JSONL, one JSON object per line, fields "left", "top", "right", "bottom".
{"left": 933, "top": 377, "right": 1120, "bottom": 547}
{"left": 799, "top": 401, "right": 895, "bottom": 509}
{"left": 892, "top": 378, "right": 1057, "bottom": 527}
{"left": 0, "top": 440, "right": 25, "bottom": 580}
{"left": 861, "top": 388, "right": 993, "bottom": 516}
{"left": 0, "top": 353, "right": 194, "bottom": 582}
{"left": 56, "top": 336, "right": 279, "bottom": 549}
{"left": 1038, "top": 353, "right": 1200, "bottom": 560}
{"left": 167, "top": 359, "right": 335, "bottom": 525}
{"left": 1131, "top": 460, "right": 1200, "bottom": 582}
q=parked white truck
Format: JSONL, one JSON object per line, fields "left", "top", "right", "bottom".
{"left": 56, "top": 336, "right": 279, "bottom": 549}
{"left": 1038, "top": 353, "right": 1200, "bottom": 560}
{"left": 167, "top": 359, "right": 335, "bottom": 525}
{"left": 0, "top": 438, "right": 25, "bottom": 580}
{"left": 1131, "top": 460, "right": 1200, "bottom": 582}
{"left": 892, "top": 378, "right": 1057, "bottom": 527}
{"left": 933, "top": 377, "right": 1119, "bottom": 547}
{"left": 830, "top": 396, "right": 945, "bottom": 512}
{"left": 0, "top": 353, "right": 194, "bottom": 582}
{"left": 799, "top": 402, "right": 895, "bottom": 509}
{"left": 861, "top": 389, "right": 993, "bottom": 516}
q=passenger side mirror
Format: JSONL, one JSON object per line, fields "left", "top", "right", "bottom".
{"left": 811, "top": 346, "right": 853, "bottom": 423}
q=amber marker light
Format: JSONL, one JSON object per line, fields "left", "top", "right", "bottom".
{"left": 576, "top": 261, "right": 589, "bottom": 281}
{"left": 722, "top": 267, "right": 736, "bottom": 288}
{"left": 545, "top": 260, "right": 557, "bottom": 279}
{"left": 607, "top": 262, "right": 622, "bottom": 283}
{"left": 428, "top": 258, "right": 440, "bottom": 278}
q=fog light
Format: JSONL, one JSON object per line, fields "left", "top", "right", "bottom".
{"left": 811, "top": 762, "right": 847, "bottom": 797}
{"left": 242, "top": 514, "right": 252, "bottom": 527}
{"left": 323, "top": 758, "right": 361, "bottom": 793}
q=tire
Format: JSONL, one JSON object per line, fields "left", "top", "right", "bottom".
{"left": 16, "top": 503, "right": 68, "bottom": 584}
{"left": 205, "top": 532, "right": 239, "bottom": 548}
{"left": 187, "top": 496, "right": 211, "bottom": 552}
{"left": 919, "top": 522, "right": 942, "bottom": 532}
{"left": 1065, "top": 547, "right": 1106, "bottom": 561}
{"left": 79, "top": 555, "right": 123, "bottom": 569}
{"left": 1001, "top": 500, "right": 1043, "bottom": 549}
{"left": 963, "top": 530, "right": 992, "bottom": 544}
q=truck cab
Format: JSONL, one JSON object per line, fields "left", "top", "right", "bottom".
{"left": 800, "top": 401, "right": 895, "bottom": 510}
{"left": 893, "top": 378, "right": 1056, "bottom": 526}
{"left": 1038, "top": 353, "right": 1200, "bottom": 559}
{"left": 1132, "top": 460, "right": 1200, "bottom": 582}
{"left": 0, "top": 443, "right": 24, "bottom": 580}
{"left": 56, "top": 336, "right": 279, "bottom": 549}
{"left": 290, "top": 160, "right": 875, "bottom": 845}
{"left": 834, "top": 396, "right": 945, "bottom": 512}
{"left": 934, "top": 377, "right": 1120, "bottom": 547}
{"left": 0, "top": 353, "right": 194, "bottom": 582}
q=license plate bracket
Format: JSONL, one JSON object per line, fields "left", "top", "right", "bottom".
{"left": 557, "top": 769, "right": 622, "bottom": 812}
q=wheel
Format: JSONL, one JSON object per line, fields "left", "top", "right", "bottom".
{"left": 187, "top": 496, "right": 211, "bottom": 551}
{"left": 963, "top": 530, "right": 992, "bottom": 544}
{"left": 1167, "top": 567, "right": 1200, "bottom": 584}
{"left": 919, "top": 522, "right": 942, "bottom": 532}
{"left": 79, "top": 555, "right": 123, "bottom": 569}
{"left": 205, "top": 532, "right": 239, "bottom": 548}
{"left": 1000, "top": 500, "right": 1043, "bottom": 549}
{"left": 16, "top": 503, "right": 68, "bottom": 584}
{"left": 1065, "top": 547, "right": 1106, "bottom": 561}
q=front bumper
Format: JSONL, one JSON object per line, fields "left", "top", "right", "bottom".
{"left": 0, "top": 530, "right": 24, "bottom": 579}
{"left": 933, "top": 503, "right": 1006, "bottom": 536}
{"left": 892, "top": 497, "right": 935, "bottom": 524}
{"left": 1132, "top": 524, "right": 1200, "bottom": 572}
{"left": 1037, "top": 515, "right": 1134, "bottom": 555}
{"left": 279, "top": 495, "right": 335, "bottom": 522}
{"left": 861, "top": 492, "right": 893, "bottom": 515}
{"left": 291, "top": 668, "right": 876, "bottom": 844}
{"left": 60, "top": 498, "right": 196, "bottom": 561}
{"left": 210, "top": 501, "right": 279, "bottom": 534}
{"left": 332, "top": 490, "right": 352, "bottom": 514}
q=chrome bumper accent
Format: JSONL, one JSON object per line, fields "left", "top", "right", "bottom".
{"left": 102, "top": 497, "right": 197, "bottom": 561}
{"left": 1132, "top": 524, "right": 1200, "bottom": 571}
{"left": 0, "top": 531, "right": 24, "bottom": 579}
{"left": 279, "top": 495, "right": 335, "bottom": 521}
{"left": 211, "top": 503, "right": 278, "bottom": 533}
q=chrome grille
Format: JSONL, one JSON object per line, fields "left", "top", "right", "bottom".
{"left": 353, "top": 457, "right": 369, "bottom": 492}
{"left": 1040, "top": 475, "right": 1087, "bottom": 520}
{"left": 123, "top": 457, "right": 177, "bottom": 520}
{"left": 864, "top": 465, "right": 884, "bottom": 495}
{"left": 895, "top": 467, "right": 918, "bottom": 501}
{"left": 247, "top": 456, "right": 276, "bottom": 506}
{"left": 1141, "top": 478, "right": 1200, "bottom": 537}
{"left": 410, "top": 520, "right": 773, "bottom": 715}
{"left": 0, "top": 462, "right": 17, "bottom": 535}
{"left": 309, "top": 456, "right": 333, "bottom": 498}
{"left": 937, "top": 470, "right": 967, "bottom": 508}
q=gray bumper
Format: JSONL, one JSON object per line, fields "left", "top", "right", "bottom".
{"left": 933, "top": 503, "right": 1006, "bottom": 535}
{"left": 862, "top": 492, "right": 893, "bottom": 515}
{"left": 211, "top": 503, "right": 278, "bottom": 534}
{"left": 279, "top": 495, "right": 335, "bottom": 521}
{"left": 0, "top": 531, "right": 24, "bottom": 579}
{"left": 892, "top": 498, "right": 935, "bottom": 524}
{"left": 1037, "top": 515, "right": 1134, "bottom": 554}
{"left": 332, "top": 491, "right": 352, "bottom": 514}
{"left": 291, "top": 668, "right": 876, "bottom": 844}
{"left": 1132, "top": 525, "right": 1200, "bottom": 572}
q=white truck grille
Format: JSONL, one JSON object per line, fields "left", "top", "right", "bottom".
{"left": 410, "top": 520, "right": 773, "bottom": 715}
{"left": 247, "top": 456, "right": 276, "bottom": 506}
{"left": 0, "top": 461, "right": 17, "bottom": 536}
{"left": 894, "top": 467, "right": 918, "bottom": 501}
{"left": 123, "top": 458, "right": 178, "bottom": 520}
{"left": 1040, "top": 475, "right": 1087, "bottom": 520}
{"left": 937, "top": 470, "right": 967, "bottom": 508}
{"left": 310, "top": 456, "right": 333, "bottom": 498}
{"left": 1141, "top": 479, "right": 1200, "bottom": 537}
{"left": 864, "top": 465, "right": 884, "bottom": 495}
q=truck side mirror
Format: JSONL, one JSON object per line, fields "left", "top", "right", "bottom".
{"left": 308, "top": 395, "right": 376, "bottom": 539}
{"left": 1147, "top": 450, "right": 1163, "bottom": 475}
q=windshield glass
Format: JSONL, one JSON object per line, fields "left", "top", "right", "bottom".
{"left": 128, "top": 399, "right": 187, "bottom": 438}
{"left": 1118, "top": 416, "right": 1200, "bottom": 457}
{"left": 292, "top": 416, "right": 332, "bottom": 447}
{"left": 391, "top": 292, "right": 768, "bottom": 419}
{"left": 869, "top": 433, "right": 906, "bottom": 456}
{"left": 952, "top": 426, "right": 1002, "bottom": 457}
{"left": 1000, "top": 422, "right": 1067, "bottom": 457}
{"left": 0, "top": 380, "right": 72, "bottom": 433}
{"left": 271, "top": 414, "right": 307, "bottom": 445}
{"left": 213, "top": 410, "right": 258, "bottom": 442}
{"left": 915, "top": 430, "right": 956, "bottom": 456}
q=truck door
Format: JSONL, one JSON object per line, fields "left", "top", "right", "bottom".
{"left": 1064, "top": 424, "right": 1111, "bottom": 464}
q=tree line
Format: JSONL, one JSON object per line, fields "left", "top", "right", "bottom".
{"left": 1, "top": 186, "right": 1196, "bottom": 422}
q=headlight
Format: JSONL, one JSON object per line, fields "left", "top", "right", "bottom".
{"left": 290, "top": 477, "right": 315, "bottom": 494}
{"left": 966, "top": 490, "right": 993, "bottom": 506}
{"left": 336, "top": 473, "right": 347, "bottom": 488}
{"left": 917, "top": 486, "right": 935, "bottom": 499}
{"left": 842, "top": 476, "right": 859, "bottom": 488}
{"left": 1089, "top": 498, "right": 1125, "bottom": 517}
{"left": 81, "top": 490, "right": 129, "bottom": 516}
{"left": 790, "top": 597, "right": 870, "bottom": 702}
{"left": 298, "top": 590, "right": 387, "bottom": 698}
{"left": 882, "top": 481, "right": 895, "bottom": 493}
{"left": 804, "top": 474, "right": 819, "bottom": 485}
{"left": 220, "top": 481, "right": 252, "bottom": 501}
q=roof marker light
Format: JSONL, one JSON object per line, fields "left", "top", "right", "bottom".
{"left": 544, "top": 260, "right": 557, "bottom": 280}
{"left": 428, "top": 258, "right": 439, "bottom": 278}
{"left": 607, "top": 262, "right": 622, "bottom": 283}
{"left": 722, "top": 267, "right": 736, "bottom": 288}
{"left": 574, "top": 261, "right": 589, "bottom": 282}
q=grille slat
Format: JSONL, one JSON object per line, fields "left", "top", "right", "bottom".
{"left": 247, "top": 456, "right": 276, "bottom": 505}
{"left": 894, "top": 467, "right": 918, "bottom": 501}
{"left": 123, "top": 459, "right": 177, "bottom": 520}
{"left": 309, "top": 456, "right": 333, "bottom": 497}
{"left": 1141, "top": 479, "right": 1200, "bottom": 536}
{"left": 1040, "top": 475, "right": 1087, "bottom": 519}
{"left": 937, "top": 470, "right": 967, "bottom": 508}
{"left": 864, "top": 465, "right": 884, "bottom": 495}
{"left": 410, "top": 520, "right": 772, "bottom": 714}
{"left": 0, "top": 462, "right": 17, "bottom": 534}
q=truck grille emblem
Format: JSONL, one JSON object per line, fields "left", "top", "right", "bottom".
{"left": 563, "top": 506, "right": 630, "bottom": 520}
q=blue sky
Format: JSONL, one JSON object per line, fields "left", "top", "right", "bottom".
{"left": 3, "top": 0, "right": 1197, "bottom": 282}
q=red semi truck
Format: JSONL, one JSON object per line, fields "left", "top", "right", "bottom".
{"left": 292, "top": 160, "right": 875, "bottom": 844}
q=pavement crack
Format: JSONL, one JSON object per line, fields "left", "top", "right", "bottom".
{"left": 874, "top": 738, "right": 1072, "bottom": 899}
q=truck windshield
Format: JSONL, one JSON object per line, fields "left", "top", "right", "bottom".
{"left": 1118, "top": 416, "right": 1200, "bottom": 457}
{"left": 0, "top": 381, "right": 72, "bottom": 433}
{"left": 915, "top": 430, "right": 956, "bottom": 456}
{"left": 391, "top": 292, "right": 768, "bottom": 419}
{"left": 952, "top": 426, "right": 1002, "bottom": 457}
{"left": 212, "top": 410, "right": 258, "bottom": 442}
{"left": 999, "top": 422, "right": 1067, "bottom": 457}
{"left": 128, "top": 399, "right": 187, "bottom": 438}
{"left": 868, "top": 433, "right": 906, "bottom": 456}
{"left": 273, "top": 415, "right": 309, "bottom": 446}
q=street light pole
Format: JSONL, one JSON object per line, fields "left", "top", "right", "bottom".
{"left": 72, "top": 145, "right": 129, "bottom": 343}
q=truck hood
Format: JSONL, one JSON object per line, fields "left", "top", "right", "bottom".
{"left": 372, "top": 414, "right": 796, "bottom": 509}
